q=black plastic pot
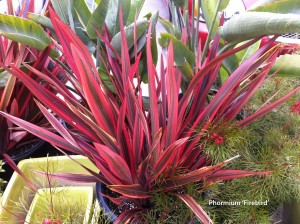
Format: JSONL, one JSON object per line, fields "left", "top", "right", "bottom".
{"left": 96, "top": 182, "right": 118, "bottom": 222}
{"left": 10, "top": 140, "right": 45, "bottom": 162}
{"left": 0, "top": 140, "right": 45, "bottom": 185}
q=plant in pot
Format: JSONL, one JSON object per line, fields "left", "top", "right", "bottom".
{"left": 1, "top": 156, "right": 95, "bottom": 223}
{"left": 2, "top": 5, "right": 300, "bottom": 223}
{"left": 25, "top": 185, "right": 94, "bottom": 223}
{"left": 0, "top": 155, "right": 99, "bottom": 222}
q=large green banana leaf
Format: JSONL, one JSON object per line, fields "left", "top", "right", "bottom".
{"left": 219, "top": 12, "right": 300, "bottom": 44}
{"left": 0, "top": 14, "right": 52, "bottom": 53}
{"left": 248, "top": 0, "right": 300, "bottom": 14}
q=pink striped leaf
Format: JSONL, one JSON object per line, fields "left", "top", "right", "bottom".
{"left": 206, "top": 170, "right": 272, "bottom": 182}
{"left": 115, "top": 208, "right": 144, "bottom": 224}
{"left": 0, "top": 112, "right": 80, "bottom": 154}
{"left": 109, "top": 184, "right": 150, "bottom": 199}
{"left": 94, "top": 143, "right": 133, "bottom": 184}
{"left": 152, "top": 137, "right": 189, "bottom": 181}
{"left": 176, "top": 194, "right": 212, "bottom": 224}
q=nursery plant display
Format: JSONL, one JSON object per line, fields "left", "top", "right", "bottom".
{"left": 1, "top": 0, "right": 300, "bottom": 223}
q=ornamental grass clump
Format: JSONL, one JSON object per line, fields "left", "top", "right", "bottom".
{"left": 2, "top": 7, "right": 300, "bottom": 223}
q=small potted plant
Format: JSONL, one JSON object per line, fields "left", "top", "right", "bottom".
{"left": 2, "top": 4, "right": 300, "bottom": 222}
{"left": 0, "top": 155, "right": 99, "bottom": 222}
{"left": 25, "top": 186, "right": 94, "bottom": 224}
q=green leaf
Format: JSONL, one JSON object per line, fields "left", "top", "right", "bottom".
{"left": 150, "top": 11, "right": 159, "bottom": 66}
{"left": 200, "top": 0, "right": 230, "bottom": 37}
{"left": 110, "top": 19, "right": 149, "bottom": 56}
{"left": 158, "top": 16, "right": 175, "bottom": 36}
{"left": 235, "top": 40, "right": 261, "bottom": 64}
{"left": 0, "top": 71, "right": 10, "bottom": 89}
{"left": 219, "top": 12, "right": 300, "bottom": 44}
{"left": 105, "top": 0, "right": 131, "bottom": 36}
{"left": 158, "top": 33, "right": 195, "bottom": 81}
{"left": 222, "top": 40, "right": 261, "bottom": 76}
{"left": 28, "top": 13, "right": 55, "bottom": 32}
{"left": 87, "top": 0, "right": 110, "bottom": 39}
{"left": 74, "top": 0, "right": 92, "bottom": 29}
{"left": 74, "top": 17, "right": 96, "bottom": 54}
{"left": 248, "top": 0, "right": 300, "bottom": 14}
{"left": 0, "top": 14, "right": 51, "bottom": 52}
{"left": 173, "top": 0, "right": 185, "bottom": 7}
{"left": 270, "top": 54, "right": 300, "bottom": 77}
{"left": 127, "top": 0, "right": 146, "bottom": 25}
{"left": 51, "top": 0, "right": 74, "bottom": 24}
{"left": 177, "top": 60, "right": 194, "bottom": 83}
{"left": 98, "top": 67, "right": 116, "bottom": 93}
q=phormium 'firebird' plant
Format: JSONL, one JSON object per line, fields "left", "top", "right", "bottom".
{"left": 2, "top": 9, "right": 300, "bottom": 223}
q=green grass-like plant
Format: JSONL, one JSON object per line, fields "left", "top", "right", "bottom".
{"left": 203, "top": 77, "right": 300, "bottom": 223}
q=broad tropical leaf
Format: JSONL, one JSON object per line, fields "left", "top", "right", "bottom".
{"left": 74, "top": 0, "right": 91, "bottom": 29}
{"left": 105, "top": 0, "right": 131, "bottom": 36}
{"left": 159, "top": 33, "right": 195, "bottom": 81}
{"left": 248, "top": 0, "right": 300, "bottom": 14}
{"left": 126, "top": 0, "right": 146, "bottom": 25}
{"left": 270, "top": 54, "right": 300, "bottom": 77}
{"left": 28, "top": 13, "right": 55, "bottom": 32}
{"left": 110, "top": 19, "right": 149, "bottom": 56}
{"left": 86, "top": 0, "right": 110, "bottom": 39}
{"left": 219, "top": 12, "right": 300, "bottom": 43}
{"left": 0, "top": 14, "right": 52, "bottom": 52}
{"left": 51, "top": 0, "right": 74, "bottom": 24}
{"left": 200, "top": 0, "right": 230, "bottom": 37}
